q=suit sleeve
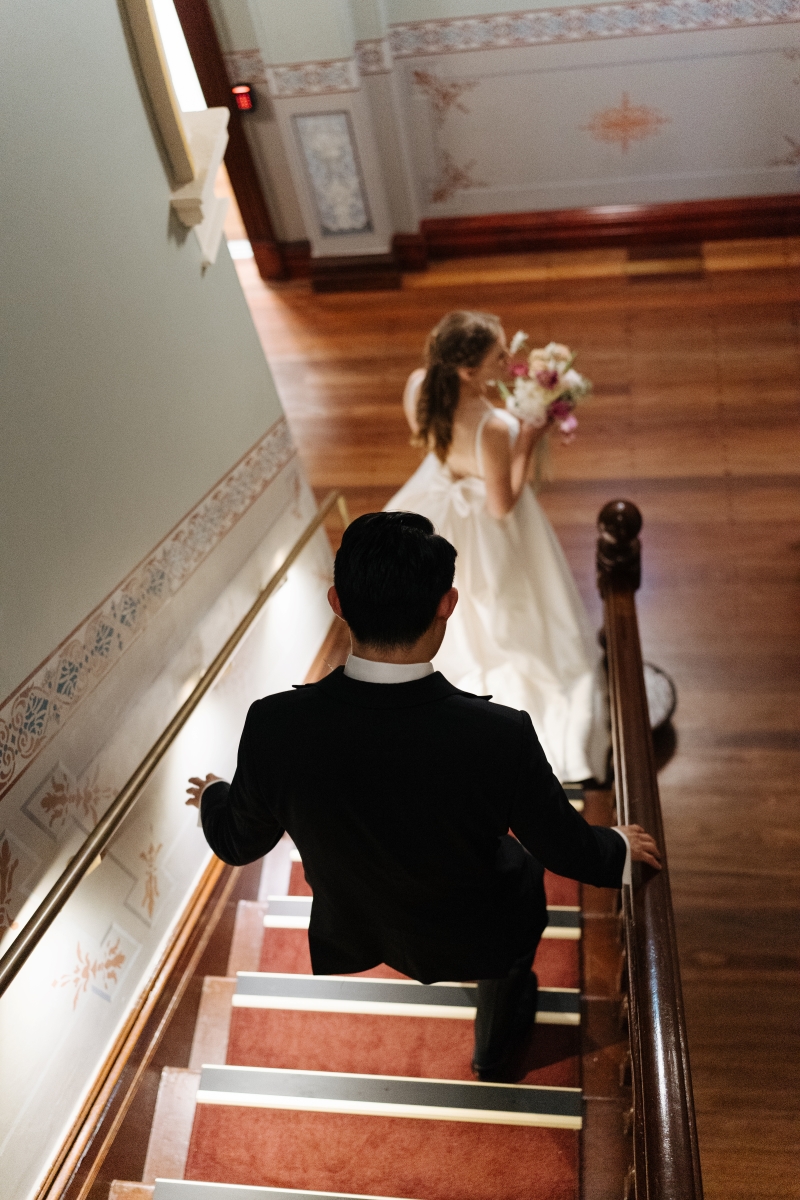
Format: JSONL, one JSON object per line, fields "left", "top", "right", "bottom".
{"left": 200, "top": 701, "right": 285, "bottom": 866}
{"left": 508, "top": 712, "right": 625, "bottom": 888}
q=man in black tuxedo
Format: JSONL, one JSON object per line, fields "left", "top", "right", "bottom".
{"left": 189, "top": 511, "right": 660, "bottom": 1078}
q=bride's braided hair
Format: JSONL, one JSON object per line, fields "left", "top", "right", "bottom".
{"left": 415, "top": 310, "right": 503, "bottom": 462}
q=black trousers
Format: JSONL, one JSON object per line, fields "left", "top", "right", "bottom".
{"left": 472, "top": 949, "right": 537, "bottom": 1067}
{"left": 473, "top": 855, "right": 548, "bottom": 1067}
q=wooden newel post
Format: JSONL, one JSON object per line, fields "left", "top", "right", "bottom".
{"left": 596, "top": 500, "right": 703, "bottom": 1200}
{"left": 597, "top": 498, "right": 642, "bottom": 594}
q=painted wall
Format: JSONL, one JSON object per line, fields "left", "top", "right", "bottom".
{"left": 0, "top": 0, "right": 281, "bottom": 699}
{"left": 208, "top": 0, "right": 800, "bottom": 248}
{"left": 0, "top": 2, "right": 333, "bottom": 1196}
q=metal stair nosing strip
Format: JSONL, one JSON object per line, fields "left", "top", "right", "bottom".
{"left": 154, "top": 1180, "right": 418, "bottom": 1200}
{"left": 194, "top": 1065, "right": 583, "bottom": 1130}
{"left": 232, "top": 972, "right": 580, "bottom": 1026}
{"left": 263, "top": 896, "right": 582, "bottom": 940}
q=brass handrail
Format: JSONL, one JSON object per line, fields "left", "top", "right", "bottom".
{"left": 597, "top": 500, "right": 703, "bottom": 1200}
{"left": 0, "top": 489, "right": 349, "bottom": 999}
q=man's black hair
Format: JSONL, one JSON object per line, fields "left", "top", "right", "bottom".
{"left": 333, "top": 511, "right": 457, "bottom": 648}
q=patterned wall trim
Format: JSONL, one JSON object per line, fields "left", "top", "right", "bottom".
{"left": 356, "top": 38, "right": 394, "bottom": 75}
{"left": 266, "top": 58, "right": 361, "bottom": 98}
{"left": 223, "top": 49, "right": 269, "bottom": 85}
{"left": 0, "top": 418, "right": 295, "bottom": 803}
{"left": 388, "top": 0, "right": 800, "bottom": 57}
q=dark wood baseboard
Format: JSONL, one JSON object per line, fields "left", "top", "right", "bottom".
{"left": 280, "top": 240, "right": 312, "bottom": 278}
{"left": 419, "top": 193, "right": 800, "bottom": 259}
{"left": 392, "top": 232, "right": 428, "bottom": 272}
{"left": 310, "top": 253, "right": 401, "bottom": 293}
{"left": 250, "top": 239, "right": 286, "bottom": 280}
{"left": 278, "top": 242, "right": 413, "bottom": 288}
{"left": 267, "top": 194, "right": 800, "bottom": 290}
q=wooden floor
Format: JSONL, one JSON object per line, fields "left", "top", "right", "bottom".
{"left": 235, "top": 241, "right": 800, "bottom": 1199}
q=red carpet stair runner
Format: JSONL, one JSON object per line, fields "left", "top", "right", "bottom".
{"left": 145, "top": 786, "right": 588, "bottom": 1200}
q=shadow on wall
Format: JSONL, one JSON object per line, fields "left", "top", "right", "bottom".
{"left": 168, "top": 203, "right": 191, "bottom": 246}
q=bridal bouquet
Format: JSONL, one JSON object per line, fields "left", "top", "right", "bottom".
{"left": 498, "top": 333, "right": 592, "bottom": 442}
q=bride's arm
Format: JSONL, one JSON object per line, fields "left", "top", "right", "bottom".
{"left": 402, "top": 368, "right": 426, "bottom": 434}
{"left": 482, "top": 417, "right": 549, "bottom": 519}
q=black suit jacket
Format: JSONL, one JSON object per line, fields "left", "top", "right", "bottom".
{"left": 201, "top": 668, "right": 624, "bottom": 983}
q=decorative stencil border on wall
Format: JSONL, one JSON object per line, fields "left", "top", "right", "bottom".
{"left": 293, "top": 112, "right": 374, "bottom": 236}
{"left": 388, "top": 0, "right": 800, "bottom": 56}
{"left": 0, "top": 418, "right": 295, "bottom": 803}
{"left": 268, "top": 59, "right": 360, "bottom": 98}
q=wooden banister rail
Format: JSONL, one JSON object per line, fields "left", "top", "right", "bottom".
{"left": 597, "top": 500, "right": 703, "bottom": 1199}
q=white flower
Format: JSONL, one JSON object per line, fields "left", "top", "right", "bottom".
{"left": 505, "top": 379, "right": 549, "bottom": 426}
{"left": 542, "top": 341, "right": 572, "bottom": 363}
{"left": 561, "top": 368, "right": 591, "bottom": 398}
{"left": 509, "top": 330, "right": 529, "bottom": 355}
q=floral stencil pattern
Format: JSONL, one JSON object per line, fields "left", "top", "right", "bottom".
{"left": 0, "top": 829, "right": 40, "bottom": 935}
{"left": 413, "top": 69, "right": 479, "bottom": 127}
{"left": 223, "top": 49, "right": 268, "bottom": 85}
{"left": 35, "top": 767, "right": 113, "bottom": 834}
{"left": 54, "top": 938, "right": 127, "bottom": 1009}
{"left": 772, "top": 133, "right": 800, "bottom": 164}
{"left": 268, "top": 60, "right": 359, "bottom": 98}
{"left": 430, "top": 149, "right": 486, "bottom": 203}
{"left": 0, "top": 838, "right": 20, "bottom": 932}
{"left": 582, "top": 92, "right": 670, "bottom": 153}
{"left": 356, "top": 39, "right": 393, "bottom": 75}
{"left": 139, "top": 836, "right": 163, "bottom": 920}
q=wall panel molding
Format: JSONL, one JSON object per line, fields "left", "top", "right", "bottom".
{"left": 388, "top": 0, "right": 800, "bottom": 57}
{"left": 0, "top": 419, "right": 295, "bottom": 803}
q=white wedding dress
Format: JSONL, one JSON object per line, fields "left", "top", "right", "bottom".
{"left": 386, "top": 393, "right": 608, "bottom": 783}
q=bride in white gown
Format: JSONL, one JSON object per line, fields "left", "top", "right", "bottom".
{"left": 386, "top": 310, "right": 608, "bottom": 783}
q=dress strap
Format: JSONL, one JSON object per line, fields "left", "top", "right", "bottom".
{"left": 474, "top": 407, "right": 495, "bottom": 477}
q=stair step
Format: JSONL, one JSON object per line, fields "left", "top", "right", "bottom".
{"left": 227, "top": 977, "right": 579, "bottom": 1086}
{"left": 541, "top": 907, "right": 582, "bottom": 940}
{"left": 258, "top": 923, "right": 579, "bottom": 988}
{"left": 154, "top": 1184, "right": 412, "bottom": 1200}
{"left": 196, "top": 1064, "right": 582, "bottom": 1128}
{"left": 264, "top": 897, "right": 581, "bottom": 939}
{"left": 562, "top": 783, "right": 585, "bottom": 813}
{"left": 185, "top": 1066, "right": 580, "bottom": 1200}
{"left": 233, "top": 973, "right": 580, "bottom": 1025}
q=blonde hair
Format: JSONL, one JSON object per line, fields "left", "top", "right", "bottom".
{"left": 415, "top": 311, "right": 502, "bottom": 462}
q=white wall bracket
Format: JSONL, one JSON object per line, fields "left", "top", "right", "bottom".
{"left": 170, "top": 107, "right": 230, "bottom": 266}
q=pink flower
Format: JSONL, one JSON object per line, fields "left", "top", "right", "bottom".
{"left": 535, "top": 368, "right": 560, "bottom": 390}
{"left": 509, "top": 362, "right": 529, "bottom": 378}
{"left": 559, "top": 413, "right": 578, "bottom": 435}
{"left": 549, "top": 398, "right": 573, "bottom": 419}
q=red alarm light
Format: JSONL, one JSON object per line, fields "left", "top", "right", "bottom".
{"left": 231, "top": 83, "right": 255, "bottom": 112}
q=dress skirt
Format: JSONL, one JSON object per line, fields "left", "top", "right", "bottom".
{"left": 386, "top": 453, "right": 608, "bottom": 782}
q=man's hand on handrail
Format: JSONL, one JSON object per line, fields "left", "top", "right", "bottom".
{"left": 617, "top": 824, "right": 662, "bottom": 871}
{"left": 186, "top": 774, "right": 222, "bottom": 808}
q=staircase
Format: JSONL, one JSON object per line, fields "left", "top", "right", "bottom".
{"left": 114, "top": 804, "right": 592, "bottom": 1200}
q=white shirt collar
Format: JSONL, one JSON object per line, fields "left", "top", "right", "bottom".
{"left": 343, "top": 655, "right": 434, "bottom": 684}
